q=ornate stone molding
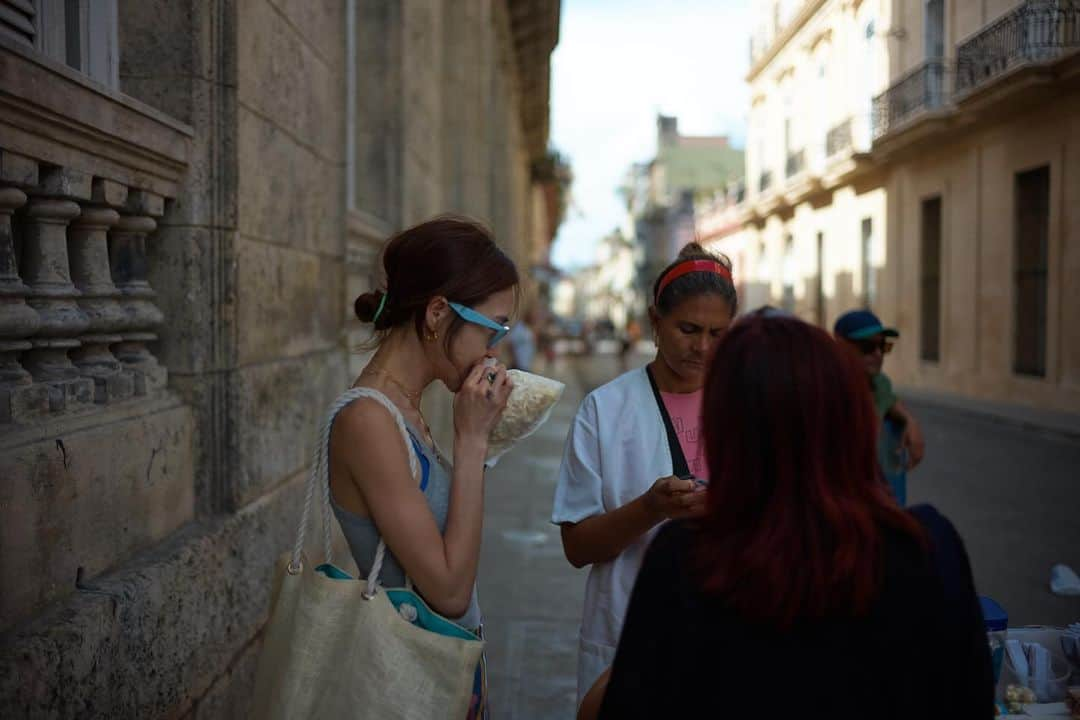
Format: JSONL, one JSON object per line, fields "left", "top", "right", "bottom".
{"left": 0, "top": 36, "right": 192, "bottom": 199}
{"left": 507, "top": 0, "right": 560, "bottom": 162}
{"left": 747, "top": 0, "right": 830, "bottom": 83}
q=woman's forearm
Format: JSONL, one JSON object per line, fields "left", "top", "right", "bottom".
{"left": 561, "top": 494, "right": 660, "bottom": 568}
{"left": 437, "top": 437, "right": 487, "bottom": 616}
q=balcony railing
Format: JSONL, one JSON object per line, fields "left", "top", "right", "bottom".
{"left": 956, "top": 0, "right": 1080, "bottom": 94}
{"left": 826, "top": 118, "right": 853, "bottom": 158}
{"left": 785, "top": 149, "right": 805, "bottom": 178}
{"left": 872, "top": 60, "right": 951, "bottom": 139}
{"left": 758, "top": 170, "right": 773, "bottom": 193}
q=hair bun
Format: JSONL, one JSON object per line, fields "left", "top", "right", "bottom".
{"left": 677, "top": 242, "right": 708, "bottom": 259}
{"left": 354, "top": 290, "right": 385, "bottom": 324}
{"left": 676, "top": 241, "right": 733, "bottom": 272}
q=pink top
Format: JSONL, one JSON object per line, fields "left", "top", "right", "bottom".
{"left": 660, "top": 389, "right": 709, "bottom": 482}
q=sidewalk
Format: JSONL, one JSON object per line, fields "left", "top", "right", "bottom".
{"left": 478, "top": 357, "right": 589, "bottom": 719}
{"left": 900, "top": 386, "right": 1080, "bottom": 441}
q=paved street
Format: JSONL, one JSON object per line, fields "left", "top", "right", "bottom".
{"left": 480, "top": 357, "right": 588, "bottom": 719}
{"left": 479, "top": 353, "right": 1080, "bottom": 717}
{"left": 906, "top": 398, "right": 1080, "bottom": 627}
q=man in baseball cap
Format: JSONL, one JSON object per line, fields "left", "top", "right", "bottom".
{"left": 834, "top": 310, "right": 925, "bottom": 492}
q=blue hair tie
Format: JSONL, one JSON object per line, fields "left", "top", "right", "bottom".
{"left": 372, "top": 292, "right": 388, "bottom": 324}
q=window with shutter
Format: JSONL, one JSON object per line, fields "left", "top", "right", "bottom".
{"left": 920, "top": 196, "right": 942, "bottom": 363}
{"left": 0, "top": 0, "right": 37, "bottom": 47}
{"left": 1, "top": 0, "right": 118, "bottom": 88}
{"left": 861, "top": 217, "right": 875, "bottom": 308}
{"left": 1013, "top": 166, "right": 1050, "bottom": 377}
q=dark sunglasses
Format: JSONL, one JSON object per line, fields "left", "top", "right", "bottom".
{"left": 854, "top": 337, "right": 894, "bottom": 355}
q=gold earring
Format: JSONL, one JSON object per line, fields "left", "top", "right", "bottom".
{"left": 425, "top": 329, "right": 439, "bottom": 342}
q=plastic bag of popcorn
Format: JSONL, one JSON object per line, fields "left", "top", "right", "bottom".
{"left": 485, "top": 369, "right": 565, "bottom": 467}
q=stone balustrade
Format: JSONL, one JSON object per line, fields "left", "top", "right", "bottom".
{"left": 0, "top": 187, "right": 37, "bottom": 388}
{"left": 0, "top": 152, "right": 170, "bottom": 424}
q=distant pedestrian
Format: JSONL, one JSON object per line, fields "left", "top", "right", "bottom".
{"left": 536, "top": 314, "right": 557, "bottom": 365}
{"left": 506, "top": 308, "right": 538, "bottom": 372}
{"left": 585, "top": 315, "right": 993, "bottom": 719}
{"left": 618, "top": 317, "right": 642, "bottom": 372}
{"left": 834, "top": 309, "right": 925, "bottom": 503}
{"left": 581, "top": 319, "right": 595, "bottom": 356}
{"left": 552, "top": 242, "right": 737, "bottom": 706}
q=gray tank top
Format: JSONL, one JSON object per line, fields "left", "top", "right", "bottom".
{"left": 330, "top": 416, "right": 483, "bottom": 630}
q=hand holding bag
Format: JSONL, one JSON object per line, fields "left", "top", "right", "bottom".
{"left": 250, "top": 388, "right": 485, "bottom": 719}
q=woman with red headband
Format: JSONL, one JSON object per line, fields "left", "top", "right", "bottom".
{"left": 552, "top": 242, "right": 737, "bottom": 708}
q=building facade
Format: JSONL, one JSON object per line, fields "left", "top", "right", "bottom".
{"left": 575, "top": 228, "right": 640, "bottom": 330}
{"left": 735, "top": 0, "right": 1079, "bottom": 414}
{"left": 0, "top": 1, "right": 561, "bottom": 716}
{"left": 742, "top": 0, "right": 889, "bottom": 327}
{"left": 622, "top": 114, "right": 744, "bottom": 313}
{"left": 873, "top": 0, "right": 1080, "bottom": 412}
{"left": 696, "top": 189, "right": 766, "bottom": 311}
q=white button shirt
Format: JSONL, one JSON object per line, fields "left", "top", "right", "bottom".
{"left": 551, "top": 367, "right": 674, "bottom": 705}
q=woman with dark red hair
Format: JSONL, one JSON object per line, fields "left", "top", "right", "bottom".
{"left": 590, "top": 313, "right": 994, "bottom": 718}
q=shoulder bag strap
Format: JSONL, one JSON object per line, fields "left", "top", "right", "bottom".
{"left": 645, "top": 365, "right": 690, "bottom": 479}
{"left": 290, "top": 387, "right": 420, "bottom": 598}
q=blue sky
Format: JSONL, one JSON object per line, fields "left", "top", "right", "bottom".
{"left": 549, "top": 0, "right": 752, "bottom": 270}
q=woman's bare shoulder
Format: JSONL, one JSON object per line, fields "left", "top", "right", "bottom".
{"left": 330, "top": 395, "right": 424, "bottom": 515}
{"left": 330, "top": 396, "right": 411, "bottom": 466}
{"left": 333, "top": 394, "right": 398, "bottom": 430}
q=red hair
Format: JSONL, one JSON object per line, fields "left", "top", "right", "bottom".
{"left": 697, "top": 314, "right": 924, "bottom": 627}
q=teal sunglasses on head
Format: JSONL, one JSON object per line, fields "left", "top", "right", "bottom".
{"left": 448, "top": 302, "right": 510, "bottom": 347}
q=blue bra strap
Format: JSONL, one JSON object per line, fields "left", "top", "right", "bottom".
{"left": 407, "top": 433, "right": 431, "bottom": 492}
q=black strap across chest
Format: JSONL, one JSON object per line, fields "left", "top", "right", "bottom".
{"left": 645, "top": 365, "right": 691, "bottom": 479}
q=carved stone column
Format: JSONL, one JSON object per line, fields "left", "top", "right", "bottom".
{"left": 21, "top": 198, "right": 89, "bottom": 381}
{"left": 110, "top": 213, "right": 166, "bottom": 393}
{"left": 0, "top": 187, "right": 38, "bottom": 387}
{"left": 69, "top": 205, "right": 135, "bottom": 401}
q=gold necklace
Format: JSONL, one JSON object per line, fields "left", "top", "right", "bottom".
{"left": 362, "top": 367, "right": 422, "bottom": 403}
{"left": 359, "top": 367, "right": 438, "bottom": 452}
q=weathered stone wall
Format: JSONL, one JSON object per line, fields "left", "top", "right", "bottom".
{"left": 0, "top": 475, "right": 305, "bottom": 718}
{"left": 0, "top": 0, "right": 556, "bottom": 717}
{"left": 232, "top": 0, "right": 348, "bottom": 513}
{"left": 0, "top": 9, "right": 197, "bottom": 644}
{"left": 0, "top": 396, "right": 195, "bottom": 632}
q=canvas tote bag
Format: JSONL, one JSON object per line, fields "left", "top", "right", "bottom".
{"left": 250, "top": 387, "right": 485, "bottom": 719}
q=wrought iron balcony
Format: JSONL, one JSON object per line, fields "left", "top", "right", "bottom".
{"left": 956, "top": 0, "right": 1080, "bottom": 94}
{"left": 785, "top": 148, "right": 805, "bottom": 178}
{"left": 758, "top": 170, "right": 773, "bottom": 193}
{"left": 872, "top": 60, "right": 951, "bottom": 140}
{"left": 826, "top": 118, "right": 853, "bottom": 158}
